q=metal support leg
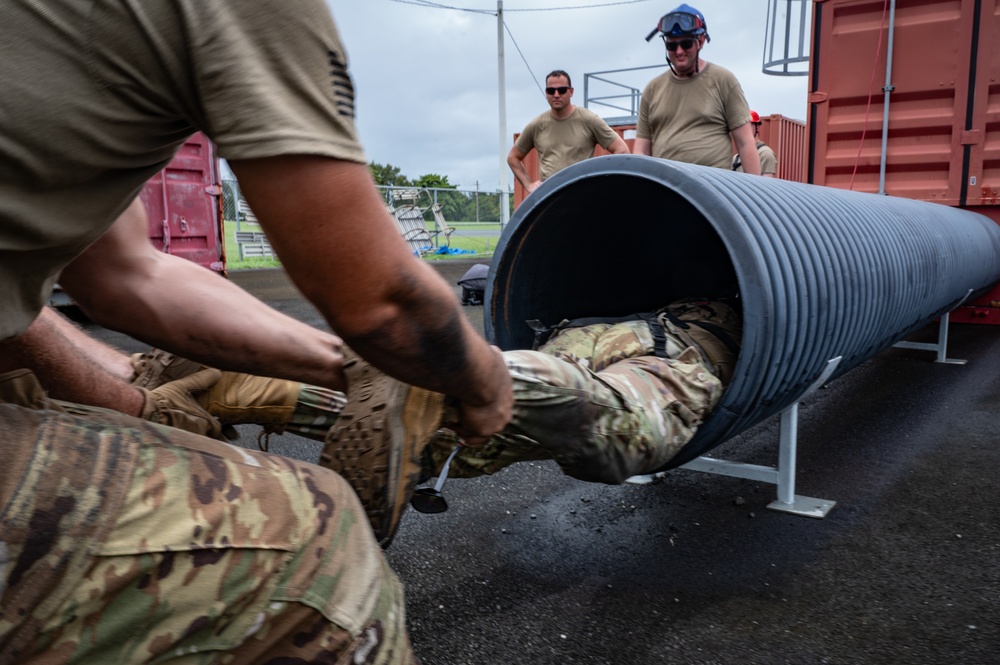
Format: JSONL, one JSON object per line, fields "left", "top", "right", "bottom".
{"left": 892, "top": 312, "right": 967, "bottom": 365}
{"left": 628, "top": 357, "right": 843, "bottom": 519}
{"left": 764, "top": 402, "right": 837, "bottom": 517}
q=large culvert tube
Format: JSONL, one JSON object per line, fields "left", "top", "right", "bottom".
{"left": 485, "top": 155, "right": 1000, "bottom": 469}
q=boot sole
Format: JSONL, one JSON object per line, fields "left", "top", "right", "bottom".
{"left": 321, "top": 352, "right": 443, "bottom": 548}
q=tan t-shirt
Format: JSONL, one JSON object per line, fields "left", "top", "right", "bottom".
{"left": 0, "top": 0, "right": 366, "bottom": 339}
{"left": 734, "top": 142, "right": 779, "bottom": 175}
{"left": 514, "top": 107, "right": 620, "bottom": 181}
{"left": 636, "top": 63, "right": 751, "bottom": 169}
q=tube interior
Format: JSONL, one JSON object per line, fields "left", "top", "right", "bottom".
{"left": 490, "top": 174, "right": 739, "bottom": 350}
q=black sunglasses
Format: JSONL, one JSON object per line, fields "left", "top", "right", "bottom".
{"left": 545, "top": 86, "right": 570, "bottom": 95}
{"left": 665, "top": 38, "right": 695, "bottom": 52}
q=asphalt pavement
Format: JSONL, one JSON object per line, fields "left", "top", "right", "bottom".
{"left": 81, "top": 262, "right": 1000, "bottom": 665}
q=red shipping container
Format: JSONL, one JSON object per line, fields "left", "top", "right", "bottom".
{"left": 757, "top": 115, "right": 809, "bottom": 183}
{"left": 806, "top": 0, "right": 1000, "bottom": 322}
{"left": 139, "top": 132, "right": 226, "bottom": 275}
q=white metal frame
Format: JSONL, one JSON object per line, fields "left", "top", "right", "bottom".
{"left": 891, "top": 311, "right": 966, "bottom": 365}
{"left": 682, "top": 356, "right": 842, "bottom": 518}
{"left": 625, "top": 356, "right": 841, "bottom": 518}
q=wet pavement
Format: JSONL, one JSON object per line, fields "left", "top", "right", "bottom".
{"left": 82, "top": 262, "right": 1000, "bottom": 665}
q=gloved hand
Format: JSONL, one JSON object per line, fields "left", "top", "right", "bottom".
{"left": 140, "top": 368, "right": 225, "bottom": 440}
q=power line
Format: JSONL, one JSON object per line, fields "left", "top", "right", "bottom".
{"left": 503, "top": 21, "right": 544, "bottom": 94}
{"left": 507, "top": 0, "right": 657, "bottom": 11}
{"left": 388, "top": 0, "right": 492, "bottom": 14}
{"left": 388, "top": 0, "right": 656, "bottom": 12}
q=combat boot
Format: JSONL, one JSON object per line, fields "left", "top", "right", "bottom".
{"left": 202, "top": 371, "right": 301, "bottom": 431}
{"left": 130, "top": 349, "right": 204, "bottom": 389}
{"left": 321, "top": 351, "right": 445, "bottom": 548}
{"left": 130, "top": 350, "right": 301, "bottom": 435}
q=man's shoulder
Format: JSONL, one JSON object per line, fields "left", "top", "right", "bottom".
{"left": 645, "top": 69, "right": 674, "bottom": 88}
{"left": 701, "top": 61, "right": 739, "bottom": 83}
{"left": 518, "top": 110, "right": 553, "bottom": 141}
{"left": 571, "top": 107, "right": 610, "bottom": 125}
{"left": 523, "top": 110, "right": 552, "bottom": 129}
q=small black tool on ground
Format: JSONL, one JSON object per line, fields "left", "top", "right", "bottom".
{"left": 411, "top": 445, "right": 461, "bottom": 513}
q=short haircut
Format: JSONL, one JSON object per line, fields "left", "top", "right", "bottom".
{"left": 545, "top": 70, "right": 572, "bottom": 88}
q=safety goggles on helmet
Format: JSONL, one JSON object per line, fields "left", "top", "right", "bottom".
{"left": 644, "top": 8, "right": 710, "bottom": 43}
{"left": 658, "top": 11, "right": 705, "bottom": 37}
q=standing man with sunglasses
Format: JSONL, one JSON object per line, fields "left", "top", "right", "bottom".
{"left": 508, "top": 70, "right": 630, "bottom": 195}
{"left": 633, "top": 4, "right": 761, "bottom": 176}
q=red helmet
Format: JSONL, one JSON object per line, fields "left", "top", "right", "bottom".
{"left": 750, "top": 110, "right": 761, "bottom": 124}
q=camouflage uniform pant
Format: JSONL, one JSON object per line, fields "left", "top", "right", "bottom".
{"left": 281, "top": 302, "right": 737, "bottom": 486}
{"left": 0, "top": 371, "right": 415, "bottom": 665}
{"left": 425, "top": 312, "right": 729, "bottom": 484}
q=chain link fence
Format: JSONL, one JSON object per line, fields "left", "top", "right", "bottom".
{"left": 376, "top": 185, "right": 511, "bottom": 225}
{"left": 222, "top": 179, "right": 246, "bottom": 225}
{"left": 222, "top": 179, "right": 508, "bottom": 264}
{"left": 223, "top": 180, "right": 510, "bottom": 225}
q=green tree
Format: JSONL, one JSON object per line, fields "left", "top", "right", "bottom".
{"left": 413, "top": 173, "right": 473, "bottom": 222}
{"left": 413, "top": 173, "right": 453, "bottom": 189}
{"left": 369, "top": 162, "right": 410, "bottom": 187}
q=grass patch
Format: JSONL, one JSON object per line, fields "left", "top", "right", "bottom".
{"left": 223, "top": 221, "right": 281, "bottom": 271}
{"left": 223, "top": 220, "right": 498, "bottom": 270}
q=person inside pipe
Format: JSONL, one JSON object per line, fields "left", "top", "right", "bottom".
{"left": 32, "top": 296, "right": 741, "bottom": 548}
{"left": 633, "top": 4, "right": 762, "bottom": 176}
{"left": 335, "top": 296, "right": 738, "bottom": 547}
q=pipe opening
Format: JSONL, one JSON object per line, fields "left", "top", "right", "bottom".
{"left": 489, "top": 173, "right": 740, "bottom": 352}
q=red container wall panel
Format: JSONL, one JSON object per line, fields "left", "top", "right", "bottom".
{"left": 808, "top": 0, "right": 1000, "bottom": 207}
{"left": 948, "top": 205, "right": 1000, "bottom": 323}
{"left": 139, "top": 133, "right": 225, "bottom": 274}
{"left": 977, "top": 1, "right": 1000, "bottom": 205}
{"left": 759, "top": 115, "right": 809, "bottom": 183}
{"left": 808, "top": 0, "right": 1000, "bottom": 323}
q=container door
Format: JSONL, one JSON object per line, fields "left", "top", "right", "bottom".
{"left": 807, "top": 0, "right": 984, "bottom": 204}
{"left": 140, "top": 133, "right": 226, "bottom": 274}
{"left": 964, "top": 0, "right": 1000, "bottom": 207}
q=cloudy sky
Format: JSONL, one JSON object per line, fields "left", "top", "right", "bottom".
{"left": 328, "top": 0, "right": 811, "bottom": 191}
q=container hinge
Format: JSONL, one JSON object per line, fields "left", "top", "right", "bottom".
{"left": 204, "top": 184, "right": 222, "bottom": 196}
{"left": 807, "top": 91, "right": 828, "bottom": 104}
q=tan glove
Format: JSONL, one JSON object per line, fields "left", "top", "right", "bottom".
{"left": 140, "top": 368, "right": 225, "bottom": 440}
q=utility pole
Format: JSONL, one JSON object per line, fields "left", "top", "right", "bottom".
{"left": 497, "top": 0, "right": 510, "bottom": 228}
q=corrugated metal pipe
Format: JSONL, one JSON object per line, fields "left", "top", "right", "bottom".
{"left": 485, "top": 155, "right": 1000, "bottom": 469}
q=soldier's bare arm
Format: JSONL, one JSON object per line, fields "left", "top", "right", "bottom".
{"left": 731, "top": 122, "right": 762, "bottom": 176}
{"left": 608, "top": 135, "right": 631, "bottom": 155}
{"left": 633, "top": 137, "right": 653, "bottom": 156}
{"left": 230, "top": 155, "right": 513, "bottom": 441}
{"left": 507, "top": 145, "right": 541, "bottom": 194}
{"left": 59, "top": 198, "right": 348, "bottom": 391}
